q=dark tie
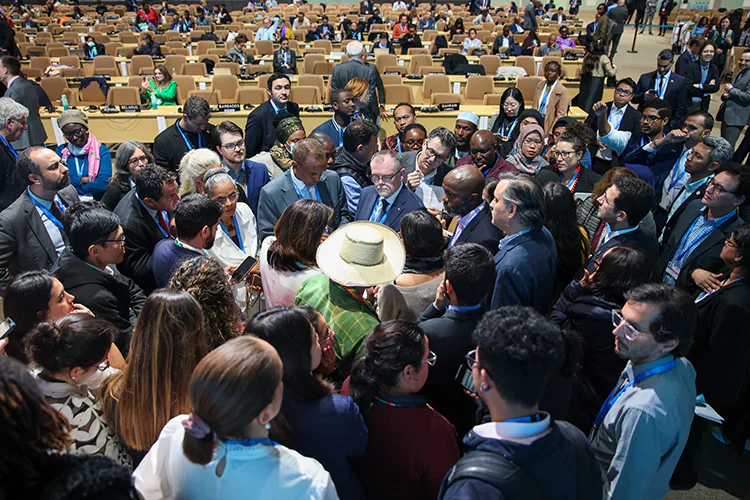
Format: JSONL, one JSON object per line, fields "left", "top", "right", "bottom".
{"left": 374, "top": 199, "right": 389, "bottom": 222}
{"left": 51, "top": 200, "right": 69, "bottom": 244}
{"left": 157, "top": 211, "right": 171, "bottom": 237}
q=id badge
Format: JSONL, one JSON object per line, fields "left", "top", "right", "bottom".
{"left": 665, "top": 261, "right": 680, "bottom": 282}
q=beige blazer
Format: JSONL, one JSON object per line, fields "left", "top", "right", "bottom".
{"left": 532, "top": 79, "right": 571, "bottom": 134}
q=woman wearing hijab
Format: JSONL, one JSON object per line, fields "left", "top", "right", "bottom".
{"left": 505, "top": 123, "right": 549, "bottom": 175}
{"left": 502, "top": 108, "right": 544, "bottom": 159}
{"left": 270, "top": 111, "right": 306, "bottom": 172}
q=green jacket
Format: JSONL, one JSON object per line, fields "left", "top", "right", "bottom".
{"left": 145, "top": 80, "right": 178, "bottom": 106}
{"left": 295, "top": 275, "right": 379, "bottom": 377}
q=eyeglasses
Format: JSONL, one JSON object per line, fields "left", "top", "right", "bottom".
{"left": 612, "top": 309, "right": 645, "bottom": 342}
{"left": 522, "top": 137, "right": 543, "bottom": 147}
{"left": 97, "top": 359, "right": 110, "bottom": 372}
{"left": 221, "top": 140, "right": 244, "bottom": 151}
{"left": 642, "top": 115, "right": 662, "bottom": 123}
{"left": 465, "top": 349, "right": 478, "bottom": 369}
{"left": 371, "top": 171, "right": 401, "bottom": 182}
{"left": 707, "top": 179, "right": 736, "bottom": 195}
{"left": 724, "top": 237, "right": 738, "bottom": 248}
{"left": 63, "top": 127, "right": 86, "bottom": 139}
{"left": 615, "top": 88, "right": 634, "bottom": 96}
{"left": 128, "top": 155, "right": 149, "bottom": 167}
{"left": 553, "top": 150, "right": 577, "bottom": 158}
{"left": 99, "top": 236, "right": 126, "bottom": 246}
{"left": 214, "top": 191, "right": 239, "bottom": 205}
{"left": 424, "top": 350, "right": 437, "bottom": 366}
{"left": 423, "top": 146, "right": 449, "bottom": 163}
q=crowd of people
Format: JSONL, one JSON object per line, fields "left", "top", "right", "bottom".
{"left": 1, "top": 1, "right": 750, "bottom": 499}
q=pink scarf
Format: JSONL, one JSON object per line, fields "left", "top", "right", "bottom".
{"left": 61, "top": 132, "right": 102, "bottom": 181}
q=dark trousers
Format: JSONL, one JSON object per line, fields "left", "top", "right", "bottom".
{"left": 733, "top": 127, "right": 750, "bottom": 164}
{"left": 609, "top": 33, "right": 622, "bottom": 59}
{"left": 659, "top": 14, "right": 669, "bottom": 35}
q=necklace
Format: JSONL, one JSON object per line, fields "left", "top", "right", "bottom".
{"left": 373, "top": 395, "right": 434, "bottom": 410}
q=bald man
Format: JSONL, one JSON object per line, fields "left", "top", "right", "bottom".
{"left": 456, "top": 130, "right": 519, "bottom": 178}
{"left": 443, "top": 165, "right": 505, "bottom": 252}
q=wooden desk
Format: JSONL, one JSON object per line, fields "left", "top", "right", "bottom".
{"left": 40, "top": 105, "right": 588, "bottom": 145}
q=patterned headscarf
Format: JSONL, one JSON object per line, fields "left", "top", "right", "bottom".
{"left": 274, "top": 112, "right": 304, "bottom": 144}
{"left": 505, "top": 124, "right": 548, "bottom": 175}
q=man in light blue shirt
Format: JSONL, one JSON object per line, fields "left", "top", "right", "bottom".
{"left": 255, "top": 16, "right": 279, "bottom": 41}
{"left": 589, "top": 283, "right": 696, "bottom": 500}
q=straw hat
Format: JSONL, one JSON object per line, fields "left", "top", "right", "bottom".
{"left": 316, "top": 222, "right": 406, "bottom": 287}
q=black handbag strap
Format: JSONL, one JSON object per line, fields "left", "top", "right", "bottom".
{"left": 439, "top": 450, "right": 548, "bottom": 499}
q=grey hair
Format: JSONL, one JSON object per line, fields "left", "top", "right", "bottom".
{"left": 658, "top": 49, "right": 674, "bottom": 62}
{"left": 113, "top": 140, "right": 153, "bottom": 183}
{"left": 178, "top": 148, "right": 222, "bottom": 196}
{"left": 0, "top": 97, "right": 28, "bottom": 125}
{"left": 426, "top": 126, "right": 458, "bottom": 158}
{"left": 346, "top": 40, "right": 364, "bottom": 58}
{"left": 370, "top": 149, "right": 403, "bottom": 173}
{"left": 496, "top": 172, "right": 544, "bottom": 228}
{"left": 702, "top": 136, "right": 733, "bottom": 166}
{"left": 203, "top": 167, "right": 235, "bottom": 195}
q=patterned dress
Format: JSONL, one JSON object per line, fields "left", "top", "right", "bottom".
{"left": 32, "top": 372, "right": 133, "bottom": 469}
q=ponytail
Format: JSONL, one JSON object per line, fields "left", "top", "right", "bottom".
{"left": 349, "top": 355, "right": 380, "bottom": 416}
{"left": 26, "top": 316, "right": 114, "bottom": 373}
{"left": 182, "top": 414, "right": 216, "bottom": 465}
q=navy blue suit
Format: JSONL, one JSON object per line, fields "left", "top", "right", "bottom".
{"left": 491, "top": 226, "right": 558, "bottom": 315}
{"left": 623, "top": 140, "right": 684, "bottom": 193}
{"left": 450, "top": 204, "right": 505, "bottom": 254}
{"left": 354, "top": 185, "right": 424, "bottom": 231}
{"left": 632, "top": 70, "right": 688, "bottom": 130}
{"left": 585, "top": 225, "right": 658, "bottom": 275}
{"left": 151, "top": 239, "right": 201, "bottom": 289}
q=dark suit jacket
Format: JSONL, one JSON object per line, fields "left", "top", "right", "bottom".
{"left": 586, "top": 224, "right": 658, "bottom": 275}
{"left": 608, "top": 5, "right": 629, "bottom": 34}
{"left": 523, "top": 2, "right": 538, "bottom": 30}
{"left": 684, "top": 62, "right": 720, "bottom": 111}
{"left": 674, "top": 50, "right": 696, "bottom": 76}
{"left": 0, "top": 138, "right": 23, "bottom": 212}
{"left": 656, "top": 179, "right": 709, "bottom": 238}
{"left": 623, "top": 140, "right": 684, "bottom": 194}
{"left": 370, "top": 41, "right": 395, "bottom": 54}
{"left": 256, "top": 169, "right": 352, "bottom": 241}
{"left": 657, "top": 200, "right": 744, "bottom": 292}
{"left": 633, "top": 70, "right": 688, "bottom": 129}
{"left": 691, "top": 279, "right": 750, "bottom": 413}
{"left": 451, "top": 203, "right": 504, "bottom": 254}
{"left": 273, "top": 48, "right": 297, "bottom": 74}
{"left": 5, "top": 77, "right": 47, "bottom": 150}
{"left": 244, "top": 100, "right": 301, "bottom": 159}
{"left": 152, "top": 120, "right": 215, "bottom": 173}
{"left": 331, "top": 59, "right": 385, "bottom": 119}
{"left": 315, "top": 24, "right": 333, "bottom": 40}
{"left": 536, "top": 166, "right": 601, "bottom": 194}
{"left": 491, "top": 225, "right": 558, "bottom": 314}
{"left": 0, "top": 186, "right": 79, "bottom": 292}
{"left": 354, "top": 184, "right": 424, "bottom": 231}
{"left": 492, "top": 35, "right": 517, "bottom": 55}
{"left": 113, "top": 191, "right": 170, "bottom": 294}
{"left": 53, "top": 250, "right": 146, "bottom": 356}
{"left": 584, "top": 102, "right": 642, "bottom": 138}
{"left": 419, "top": 303, "right": 487, "bottom": 438}
{"left": 151, "top": 238, "right": 201, "bottom": 289}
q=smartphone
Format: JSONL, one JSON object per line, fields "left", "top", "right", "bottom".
{"left": 0, "top": 317, "right": 16, "bottom": 340}
{"left": 455, "top": 364, "right": 476, "bottom": 394}
{"left": 231, "top": 255, "right": 258, "bottom": 282}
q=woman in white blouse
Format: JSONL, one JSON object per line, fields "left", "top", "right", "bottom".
{"left": 462, "top": 28, "right": 483, "bottom": 56}
{"left": 259, "top": 199, "right": 332, "bottom": 308}
{"left": 204, "top": 169, "right": 259, "bottom": 313}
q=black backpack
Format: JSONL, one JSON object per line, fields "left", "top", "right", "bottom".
{"left": 438, "top": 421, "right": 597, "bottom": 499}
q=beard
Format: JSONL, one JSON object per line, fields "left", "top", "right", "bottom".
{"left": 204, "top": 234, "right": 215, "bottom": 250}
{"left": 445, "top": 198, "right": 472, "bottom": 218}
{"left": 42, "top": 174, "right": 70, "bottom": 191}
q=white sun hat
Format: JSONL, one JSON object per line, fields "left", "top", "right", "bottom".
{"left": 315, "top": 222, "right": 406, "bottom": 287}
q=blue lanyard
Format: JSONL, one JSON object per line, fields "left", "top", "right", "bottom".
{"left": 655, "top": 75, "right": 668, "bottom": 98}
{"left": 71, "top": 155, "right": 85, "bottom": 178}
{"left": 608, "top": 107, "right": 624, "bottom": 130}
{"left": 331, "top": 118, "right": 345, "bottom": 148}
{"left": 696, "top": 277, "right": 744, "bottom": 303}
{"left": 0, "top": 133, "right": 17, "bottom": 158}
{"left": 593, "top": 358, "right": 677, "bottom": 428}
{"left": 503, "top": 412, "right": 545, "bottom": 423}
{"left": 224, "top": 437, "right": 279, "bottom": 447}
{"left": 565, "top": 168, "right": 580, "bottom": 190}
{"left": 369, "top": 198, "right": 394, "bottom": 224}
{"left": 700, "top": 65, "right": 709, "bottom": 85}
{"left": 674, "top": 215, "right": 725, "bottom": 262}
{"left": 667, "top": 167, "right": 687, "bottom": 192}
{"left": 539, "top": 83, "right": 553, "bottom": 113}
{"left": 219, "top": 215, "right": 244, "bottom": 252}
{"left": 176, "top": 120, "right": 202, "bottom": 151}
{"left": 136, "top": 195, "right": 172, "bottom": 239}
{"left": 293, "top": 182, "right": 321, "bottom": 202}
{"left": 396, "top": 135, "right": 402, "bottom": 153}
{"left": 500, "top": 118, "right": 518, "bottom": 138}
{"left": 27, "top": 188, "right": 65, "bottom": 230}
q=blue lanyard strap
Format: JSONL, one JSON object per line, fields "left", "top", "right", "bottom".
{"left": 593, "top": 359, "right": 677, "bottom": 428}
{"left": 500, "top": 118, "right": 518, "bottom": 138}
{"left": 28, "top": 188, "right": 65, "bottom": 230}
{"left": 565, "top": 168, "right": 580, "bottom": 190}
{"left": 219, "top": 215, "right": 244, "bottom": 252}
{"left": 539, "top": 83, "right": 553, "bottom": 113}
{"left": 369, "top": 197, "right": 394, "bottom": 224}
{"left": 0, "top": 133, "right": 17, "bottom": 159}
{"left": 224, "top": 437, "right": 279, "bottom": 447}
{"left": 293, "top": 182, "right": 321, "bottom": 202}
{"left": 673, "top": 212, "right": 731, "bottom": 262}
{"left": 176, "top": 120, "right": 202, "bottom": 151}
{"left": 136, "top": 195, "right": 172, "bottom": 239}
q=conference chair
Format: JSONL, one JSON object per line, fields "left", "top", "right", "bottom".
{"left": 422, "top": 74, "right": 450, "bottom": 104}
{"left": 516, "top": 75, "right": 544, "bottom": 103}
{"left": 106, "top": 87, "right": 141, "bottom": 106}
{"left": 211, "top": 74, "right": 240, "bottom": 103}
{"left": 385, "top": 84, "right": 413, "bottom": 104}
{"left": 465, "top": 76, "right": 495, "bottom": 105}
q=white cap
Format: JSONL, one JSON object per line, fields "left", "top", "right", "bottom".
{"left": 456, "top": 111, "right": 479, "bottom": 126}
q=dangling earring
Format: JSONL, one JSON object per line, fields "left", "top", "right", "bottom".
{"left": 480, "top": 382, "right": 490, "bottom": 392}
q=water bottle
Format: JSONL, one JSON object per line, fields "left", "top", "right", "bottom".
{"left": 150, "top": 93, "right": 158, "bottom": 110}
{"left": 61, "top": 94, "right": 69, "bottom": 110}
